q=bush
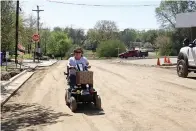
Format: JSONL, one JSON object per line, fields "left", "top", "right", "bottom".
{"left": 97, "top": 40, "right": 126, "bottom": 57}
{"left": 155, "top": 36, "right": 172, "bottom": 56}
{"left": 65, "top": 44, "right": 80, "bottom": 59}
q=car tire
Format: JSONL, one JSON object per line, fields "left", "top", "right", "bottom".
{"left": 177, "top": 59, "right": 188, "bottom": 78}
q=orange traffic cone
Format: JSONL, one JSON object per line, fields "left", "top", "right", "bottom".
{"left": 167, "top": 57, "right": 171, "bottom": 64}
{"left": 164, "top": 56, "right": 167, "bottom": 63}
{"left": 157, "top": 58, "right": 160, "bottom": 66}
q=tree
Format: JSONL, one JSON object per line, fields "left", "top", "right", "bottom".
{"left": 94, "top": 20, "right": 119, "bottom": 41}
{"left": 155, "top": 1, "right": 196, "bottom": 28}
{"left": 142, "top": 30, "right": 158, "bottom": 48}
{"left": 53, "top": 26, "right": 63, "bottom": 32}
{"left": 155, "top": 35, "right": 172, "bottom": 55}
{"left": 143, "top": 42, "right": 153, "bottom": 49}
{"left": 119, "top": 29, "right": 137, "bottom": 48}
{"left": 64, "top": 27, "right": 85, "bottom": 45}
{"left": 86, "top": 29, "right": 100, "bottom": 50}
{"left": 94, "top": 20, "right": 118, "bottom": 32}
{"left": 47, "top": 30, "right": 72, "bottom": 57}
{"left": 155, "top": 1, "right": 196, "bottom": 55}
{"left": 136, "top": 38, "right": 141, "bottom": 42}
{"left": 57, "top": 39, "right": 72, "bottom": 59}
{"left": 97, "top": 40, "right": 126, "bottom": 57}
{"left": 1, "top": 1, "right": 16, "bottom": 52}
{"left": 41, "top": 28, "right": 51, "bottom": 55}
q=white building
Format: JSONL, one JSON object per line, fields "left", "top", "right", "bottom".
{"left": 175, "top": 11, "right": 196, "bottom": 41}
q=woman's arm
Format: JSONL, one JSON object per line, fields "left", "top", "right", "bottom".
{"left": 83, "top": 57, "right": 89, "bottom": 66}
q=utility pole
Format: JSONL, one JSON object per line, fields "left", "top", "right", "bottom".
{"left": 116, "top": 47, "right": 120, "bottom": 58}
{"left": 15, "top": 0, "right": 19, "bottom": 66}
{"left": 32, "top": 5, "right": 44, "bottom": 62}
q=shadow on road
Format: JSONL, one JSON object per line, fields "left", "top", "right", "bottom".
{"left": 1, "top": 103, "right": 72, "bottom": 131}
{"left": 74, "top": 103, "right": 105, "bottom": 116}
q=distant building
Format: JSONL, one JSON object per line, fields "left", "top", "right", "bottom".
{"left": 176, "top": 12, "right": 196, "bottom": 41}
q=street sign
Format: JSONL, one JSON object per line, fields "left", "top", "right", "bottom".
{"left": 6, "top": 51, "right": 9, "bottom": 59}
{"left": 32, "top": 34, "right": 40, "bottom": 42}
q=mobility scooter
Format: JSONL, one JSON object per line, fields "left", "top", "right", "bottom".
{"left": 64, "top": 63, "right": 101, "bottom": 112}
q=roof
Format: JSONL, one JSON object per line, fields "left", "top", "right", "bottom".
{"left": 176, "top": 12, "right": 196, "bottom": 28}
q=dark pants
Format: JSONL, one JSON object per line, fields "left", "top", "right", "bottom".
{"left": 69, "top": 74, "right": 76, "bottom": 89}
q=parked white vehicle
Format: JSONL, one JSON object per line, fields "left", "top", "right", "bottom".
{"left": 177, "top": 39, "right": 196, "bottom": 78}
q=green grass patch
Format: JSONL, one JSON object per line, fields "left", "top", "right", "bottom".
{"left": 22, "top": 54, "right": 33, "bottom": 59}
{"left": 10, "top": 54, "right": 33, "bottom": 59}
{"left": 1, "top": 66, "right": 6, "bottom": 71}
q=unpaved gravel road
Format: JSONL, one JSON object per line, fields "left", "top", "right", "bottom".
{"left": 1, "top": 60, "right": 196, "bottom": 131}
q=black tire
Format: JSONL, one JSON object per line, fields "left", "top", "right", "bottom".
{"left": 94, "top": 95, "right": 101, "bottom": 110}
{"left": 65, "top": 90, "right": 69, "bottom": 105}
{"left": 70, "top": 97, "right": 77, "bottom": 112}
{"left": 177, "top": 59, "right": 188, "bottom": 78}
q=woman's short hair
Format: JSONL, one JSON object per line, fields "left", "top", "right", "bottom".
{"left": 73, "top": 47, "right": 83, "bottom": 54}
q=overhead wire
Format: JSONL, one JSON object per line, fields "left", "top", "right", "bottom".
{"left": 47, "top": 0, "right": 159, "bottom": 7}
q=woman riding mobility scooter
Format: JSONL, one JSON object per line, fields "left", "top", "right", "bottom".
{"left": 64, "top": 48, "right": 101, "bottom": 112}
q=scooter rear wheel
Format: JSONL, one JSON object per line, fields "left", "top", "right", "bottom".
{"left": 65, "top": 90, "right": 69, "bottom": 105}
{"left": 94, "top": 95, "right": 101, "bottom": 110}
{"left": 70, "top": 97, "right": 77, "bottom": 112}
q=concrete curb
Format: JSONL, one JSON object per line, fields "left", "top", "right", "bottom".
{"left": 162, "top": 63, "right": 177, "bottom": 66}
{"left": 10, "top": 70, "right": 27, "bottom": 82}
{"left": 113, "top": 61, "right": 157, "bottom": 68}
{"left": 111, "top": 60, "right": 177, "bottom": 70}
{"left": 159, "top": 66, "right": 176, "bottom": 69}
{"left": 1, "top": 70, "right": 27, "bottom": 88}
{"left": 1, "top": 72, "right": 35, "bottom": 106}
{"left": 37, "top": 60, "right": 58, "bottom": 67}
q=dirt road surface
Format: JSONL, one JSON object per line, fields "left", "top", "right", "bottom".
{"left": 1, "top": 60, "right": 196, "bottom": 131}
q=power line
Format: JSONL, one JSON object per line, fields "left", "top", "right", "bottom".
{"left": 47, "top": 0, "right": 159, "bottom": 7}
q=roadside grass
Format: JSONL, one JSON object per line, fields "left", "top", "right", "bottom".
{"left": 10, "top": 54, "right": 33, "bottom": 60}
{"left": 1, "top": 66, "right": 6, "bottom": 71}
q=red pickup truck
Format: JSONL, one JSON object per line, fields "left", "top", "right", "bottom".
{"left": 118, "top": 50, "right": 148, "bottom": 58}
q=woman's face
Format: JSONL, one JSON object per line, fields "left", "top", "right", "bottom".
{"left": 74, "top": 50, "right": 82, "bottom": 59}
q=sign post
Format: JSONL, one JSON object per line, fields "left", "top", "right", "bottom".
{"left": 116, "top": 47, "right": 120, "bottom": 59}
{"left": 5, "top": 52, "right": 9, "bottom": 71}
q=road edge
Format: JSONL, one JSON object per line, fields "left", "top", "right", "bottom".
{"left": 1, "top": 70, "right": 27, "bottom": 88}
{"left": 37, "top": 60, "right": 58, "bottom": 67}
{"left": 1, "top": 72, "right": 35, "bottom": 106}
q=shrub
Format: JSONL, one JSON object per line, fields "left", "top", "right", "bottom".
{"left": 97, "top": 40, "right": 126, "bottom": 57}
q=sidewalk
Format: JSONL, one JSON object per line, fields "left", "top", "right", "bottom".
{"left": 37, "top": 60, "right": 58, "bottom": 67}
{"left": 1, "top": 71, "right": 34, "bottom": 106}
{"left": 20, "top": 59, "right": 58, "bottom": 68}
{"left": 1, "top": 59, "right": 58, "bottom": 105}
